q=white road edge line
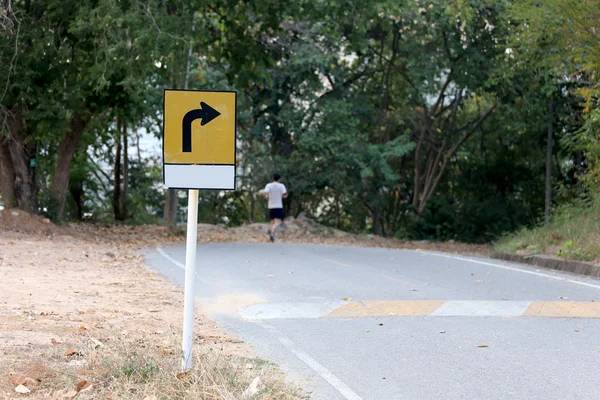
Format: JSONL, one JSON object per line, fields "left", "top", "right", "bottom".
{"left": 156, "top": 247, "right": 210, "bottom": 285}
{"left": 257, "top": 321, "right": 364, "bottom": 400}
{"left": 426, "top": 252, "right": 600, "bottom": 290}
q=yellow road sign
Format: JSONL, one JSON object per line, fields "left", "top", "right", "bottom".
{"left": 163, "top": 89, "right": 237, "bottom": 190}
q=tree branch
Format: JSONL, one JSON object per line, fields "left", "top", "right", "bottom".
{"left": 412, "top": 112, "right": 429, "bottom": 208}
{"left": 417, "top": 103, "right": 497, "bottom": 215}
{"left": 432, "top": 70, "right": 454, "bottom": 116}
{"left": 452, "top": 103, "right": 497, "bottom": 151}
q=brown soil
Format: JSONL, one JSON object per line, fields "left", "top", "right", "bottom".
{"left": 0, "top": 216, "right": 248, "bottom": 400}
{"left": 0, "top": 209, "right": 63, "bottom": 236}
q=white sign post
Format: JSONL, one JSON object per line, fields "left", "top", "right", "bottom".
{"left": 162, "top": 89, "right": 237, "bottom": 373}
{"left": 181, "top": 189, "right": 199, "bottom": 372}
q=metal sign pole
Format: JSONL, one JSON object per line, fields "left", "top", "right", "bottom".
{"left": 181, "top": 189, "right": 199, "bottom": 372}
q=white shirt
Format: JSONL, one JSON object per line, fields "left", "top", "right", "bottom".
{"left": 264, "top": 182, "right": 287, "bottom": 209}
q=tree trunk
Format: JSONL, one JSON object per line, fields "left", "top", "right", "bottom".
{"left": 120, "top": 122, "right": 129, "bottom": 219}
{"left": 412, "top": 122, "right": 428, "bottom": 210}
{"left": 371, "top": 208, "right": 384, "bottom": 236}
{"left": 0, "top": 138, "right": 16, "bottom": 208}
{"left": 136, "top": 130, "right": 142, "bottom": 162}
{"left": 163, "top": 189, "right": 177, "bottom": 229}
{"left": 249, "top": 189, "right": 255, "bottom": 223}
{"left": 50, "top": 114, "right": 89, "bottom": 221}
{"left": 69, "top": 178, "right": 84, "bottom": 220}
{"left": 545, "top": 103, "right": 553, "bottom": 225}
{"left": 113, "top": 119, "right": 123, "bottom": 221}
{"left": 5, "top": 106, "right": 37, "bottom": 213}
{"left": 163, "top": 70, "right": 184, "bottom": 230}
{"left": 272, "top": 124, "right": 293, "bottom": 157}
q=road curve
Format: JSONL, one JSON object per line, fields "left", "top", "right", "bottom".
{"left": 144, "top": 243, "right": 600, "bottom": 400}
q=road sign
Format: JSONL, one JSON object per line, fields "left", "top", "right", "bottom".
{"left": 162, "top": 89, "right": 237, "bottom": 372}
{"left": 163, "top": 89, "right": 237, "bottom": 190}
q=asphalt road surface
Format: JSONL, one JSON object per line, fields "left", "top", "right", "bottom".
{"left": 143, "top": 243, "right": 600, "bottom": 400}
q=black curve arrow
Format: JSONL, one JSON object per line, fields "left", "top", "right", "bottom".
{"left": 182, "top": 102, "right": 221, "bottom": 152}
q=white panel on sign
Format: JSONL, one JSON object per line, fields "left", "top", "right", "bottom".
{"left": 164, "top": 164, "right": 235, "bottom": 190}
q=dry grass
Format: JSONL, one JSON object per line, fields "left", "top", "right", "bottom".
{"left": 1, "top": 333, "right": 305, "bottom": 399}
{"left": 495, "top": 197, "right": 600, "bottom": 263}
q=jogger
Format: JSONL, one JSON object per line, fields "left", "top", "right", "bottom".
{"left": 263, "top": 173, "right": 288, "bottom": 242}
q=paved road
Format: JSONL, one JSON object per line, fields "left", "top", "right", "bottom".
{"left": 144, "top": 243, "right": 600, "bottom": 400}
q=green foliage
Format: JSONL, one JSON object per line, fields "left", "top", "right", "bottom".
{"left": 510, "top": 0, "right": 600, "bottom": 76}
{"left": 2, "top": 0, "right": 599, "bottom": 244}
{"left": 510, "top": 0, "right": 600, "bottom": 198}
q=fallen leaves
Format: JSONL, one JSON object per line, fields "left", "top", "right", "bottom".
{"left": 25, "top": 377, "right": 39, "bottom": 387}
{"left": 40, "top": 311, "right": 54, "bottom": 316}
{"left": 12, "top": 376, "right": 26, "bottom": 386}
{"left": 176, "top": 372, "right": 190, "bottom": 380}
{"left": 12, "top": 375, "right": 41, "bottom": 390}
{"left": 65, "top": 348, "right": 82, "bottom": 356}
{"left": 76, "top": 378, "right": 91, "bottom": 392}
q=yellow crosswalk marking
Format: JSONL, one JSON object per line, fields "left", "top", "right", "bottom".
{"left": 523, "top": 301, "right": 600, "bottom": 318}
{"left": 325, "top": 300, "right": 445, "bottom": 318}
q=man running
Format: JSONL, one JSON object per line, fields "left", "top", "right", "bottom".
{"left": 263, "top": 173, "right": 288, "bottom": 242}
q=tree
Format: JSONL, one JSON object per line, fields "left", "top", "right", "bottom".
{"left": 0, "top": 0, "right": 202, "bottom": 220}
{"left": 511, "top": 0, "right": 600, "bottom": 194}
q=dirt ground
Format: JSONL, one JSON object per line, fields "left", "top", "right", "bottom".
{"left": 0, "top": 210, "right": 488, "bottom": 399}
{"left": 0, "top": 212, "right": 266, "bottom": 400}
